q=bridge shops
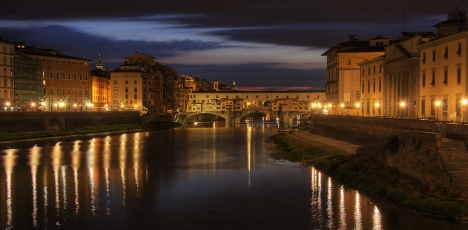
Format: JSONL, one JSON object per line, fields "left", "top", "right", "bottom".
{"left": 189, "top": 90, "right": 326, "bottom": 113}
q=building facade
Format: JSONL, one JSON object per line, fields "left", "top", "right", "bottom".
{"left": 0, "top": 39, "right": 15, "bottom": 111}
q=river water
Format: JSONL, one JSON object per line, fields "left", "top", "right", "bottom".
{"left": 0, "top": 121, "right": 467, "bottom": 229}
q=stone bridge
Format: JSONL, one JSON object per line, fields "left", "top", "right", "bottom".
{"left": 175, "top": 108, "right": 308, "bottom": 125}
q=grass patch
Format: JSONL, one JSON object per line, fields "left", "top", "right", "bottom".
{"left": 271, "top": 132, "right": 468, "bottom": 219}
{"left": 0, "top": 122, "right": 182, "bottom": 142}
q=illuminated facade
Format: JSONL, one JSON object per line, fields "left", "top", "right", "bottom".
{"left": 322, "top": 36, "right": 386, "bottom": 110}
{"left": 0, "top": 39, "right": 15, "bottom": 111}
{"left": 416, "top": 31, "right": 468, "bottom": 121}
{"left": 16, "top": 46, "right": 92, "bottom": 112}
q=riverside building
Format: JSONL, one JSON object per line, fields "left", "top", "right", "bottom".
{"left": 0, "top": 38, "right": 15, "bottom": 111}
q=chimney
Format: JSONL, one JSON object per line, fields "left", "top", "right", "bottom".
{"left": 348, "top": 35, "right": 355, "bottom": 41}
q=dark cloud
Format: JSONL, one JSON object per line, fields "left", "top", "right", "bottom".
{"left": 169, "top": 63, "right": 325, "bottom": 90}
{"left": 0, "top": 25, "right": 234, "bottom": 70}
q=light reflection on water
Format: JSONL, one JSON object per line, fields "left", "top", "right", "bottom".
{"left": 0, "top": 121, "right": 467, "bottom": 229}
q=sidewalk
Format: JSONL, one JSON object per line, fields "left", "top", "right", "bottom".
{"left": 294, "top": 132, "right": 361, "bottom": 154}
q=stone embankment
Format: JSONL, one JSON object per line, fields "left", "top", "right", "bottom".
{"left": 310, "top": 114, "right": 468, "bottom": 197}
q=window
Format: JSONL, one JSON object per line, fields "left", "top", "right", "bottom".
{"left": 373, "top": 66, "right": 375, "bottom": 74}
{"left": 421, "top": 99, "right": 425, "bottom": 115}
{"left": 457, "top": 43, "right": 462, "bottom": 56}
{"left": 134, "top": 94, "right": 137, "bottom": 99}
{"left": 74, "top": 74, "right": 77, "bottom": 80}
{"left": 444, "top": 47, "right": 448, "bottom": 59}
{"left": 443, "top": 99, "right": 448, "bottom": 116}
{"left": 85, "top": 75, "right": 88, "bottom": 80}
{"left": 134, "top": 80, "right": 137, "bottom": 84}
{"left": 431, "top": 70, "right": 435, "bottom": 86}
{"left": 368, "top": 67, "right": 370, "bottom": 75}
{"left": 266, "top": 95, "right": 269, "bottom": 98}
{"left": 62, "top": 73, "right": 65, "bottom": 79}
{"left": 367, "top": 102, "right": 370, "bottom": 114}
{"left": 456, "top": 98, "right": 461, "bottom": 117}
{"left": 431, "top": 98, "right": 435, "bottom": 116}
{"left": 134, "top": 87, "right": 137, "bottom": 92}
{"left": 114, "top": 87, "right": 118, "bottom": 91}
{"left": 80, "top": 74, "right": 82, "bottom": 80}
{"left": 114, "top": 80, "right": 118, "bottom": 84}
{"left": 114, "top": 93, "right": 118, "bottom": 98}
{"left": 63, "top": 89, "right": 65, "bottom": 95}
{"left": 379, "top": 64, "right": 382, "bottom": 73}
{"left": 456, "top": 66, "right": 462, "bottom": 84}
{"left": 422, "top": 73, "right": 426, "bottom": 87}
{"left": 68, "top": 73, "right": 71, "bottom": 79}
{"left": 207, "top": 95, "right": 209, "bottom": 98}
{"left": 125, "top": 87, "right": 128, "bottom": 93}
{"left": 362, "top": 82, "right": 365, "bottom": 93}
{"left": 56, "top": 73, "right": 59, "bottom": 79}
{"left": 347, "top": 60, "right": 351, "bottom": 65}
{"left": 373, "top": 81, "right": 375, "bottom": 92}
{"left": 443, "top": 68, "right": 448, "bottom": 85}
{"left": 432, "top": 50, "right": 436, "bottom": 62}
{"left": 56, "top": 89, "right": 59, "bottom": 95}
{"left": 125, "top": 94, "right": 128, "bottom": 99}
{"left": 379, "top": 80, "right": 381, "bottom": 92}
{"left": 367, "top": 82, "right": 370, "bottom": 93}
{"left": 50, "top": 72, "right": 53, "bottom": 78}
{"left": 125, "top": 80, "right": 128, "bottom": 84}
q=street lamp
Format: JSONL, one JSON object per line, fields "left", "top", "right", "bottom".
{"left": 400, "top": 102, "right": 405, "bottom": 118}
{"left": 356, "top": 103, "right": 360, "bottom": 116}
{"left": 463, "top": 99, "right": 467, "bottom": 123}
{"left": 436, "top": 101, "right": 440, "bottom": 121}
{"left": 376, "top": 103, "right": 380, "bottom": 116}
{"left": 341, "top": 103, "right": 344, "bottom": 115}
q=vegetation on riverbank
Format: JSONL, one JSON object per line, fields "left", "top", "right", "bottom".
{"left": 0, "top": 122, "right": 182, "bottom": 142}
{"left": 271, "top": 132, "right": 468, "bottom": 220}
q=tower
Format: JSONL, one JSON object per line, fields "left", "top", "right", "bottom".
{"left": 214, "top": 78, "right": 219, "bottom": 91}
{"left": 96, "top": 53, "right": 105, "bottom": 71}
{"left": 231, "top": 81, "right": 238, "bottom": 91}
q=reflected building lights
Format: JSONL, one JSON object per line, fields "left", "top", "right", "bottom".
{"left": 4, "top": 149, "right": 17, "bottom": 227}
{"left": 355, "top": 191, "right": 362, "bottom": 230}
{"left": 88, "top": 137, "right": 97, "bottom": 215}
{"left": 247, "top": 127, "right": 252, "bottom": 191}
{"left": 29, "top": 146, "right": 40, "bottom": 226}
{"left": 339, "top": 185, "right": 346, "bottom": 229}
{"left": 52, "top": 142, "right": 61, "bottom": 218}
{"left": 134, "top": 133, "right": 141, "bottom": 200}
{"left": 318, "top": 172, "right": 322, "bottom": 211}
{"left": 120, "top": 134, "right": 127, "bottom": 207}
{"left": 373, "top": 205, "right": 382, "bottom": 230}
{"left": 61, "top": 166, "right": 67, "bottom": 212}
{"left": 44, "top": 187, "right": 48, "bottom": 227}
{"left": 72, "top": 141, "right": 81, "bottom": 216}
{"left": 326, "top": 177, "right": 334, "bottom": 229}
{"left": 104, "top": 136, "right": 111, "bottom": 215}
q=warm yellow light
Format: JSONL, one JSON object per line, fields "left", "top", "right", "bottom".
{"left": 400, "top": 102, "right": 405, "bottom": 107}
{"left": 105, "top": 105, "right": 108, "bottom": 107}
{"left": 54, "top": 104, "right": 57, "bottom": 106}
{"left": 356, "top": 103, "right": 360, "bottom": 107}
{"left": 318, "top": 103, "right": 321, "bottom": 107}
{"left": 31, "top": 103, "right": 35, "bottom": 106}
{"left": 73, "top": 104, "right": 77, "bottom": 107}
{"left": 134, "top": 105, "right": 137, "bottom": 107}
{"left": 59, "top": 102, "right": 64, "bottom": 106}
{"left": 376, "top": 103, "right": 380, "bottom": 107}
{"left": 328, "top": 104, "right": 331, "bottom": 107}
{"left": 341, "top": 104, "right": 344, "bottom": 107}
{"left": 5, "top": 102, "right": 9, "bottom": 106}
{"left": 436, "top": 101, "right": 440, "bottom": 106}
{"left": 121, "top": 104, "right": 124, "bottom": 107}
{"left": 463, "top": 99, "right": 467, "bottom": 105}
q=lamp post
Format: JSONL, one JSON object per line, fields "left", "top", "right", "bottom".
{"left": 436, "top": 101, "right": 440, "bottom": 121}
{"left": 341, "top": 103, "right": 344, "bottom": 115}
{"left": 356, "top": 103, "right": 360, "bottom": 116}
{"left": 463, "top": 100, "right": 467, "bottom": 123}
{"left": 376, "top": 102, "right": 380, "bottom": 117}
{"left": 400, "top": 102, "right": 405, "bottom": 118}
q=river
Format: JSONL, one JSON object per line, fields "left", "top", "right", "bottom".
{"left": 0, "top": 121, "right": 467, "bottom": 229}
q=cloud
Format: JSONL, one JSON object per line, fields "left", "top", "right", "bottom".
{"left": 0, "top": 25, "right": 237, "bottom": 70}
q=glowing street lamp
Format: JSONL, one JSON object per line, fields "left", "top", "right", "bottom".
{"left": 375, "top": 103, "right": 380, "bottom": 116}
{"left": 341, "top": 103, "right": 344, "bottom": 115}
{"left": 436, "top": 101, "right": 441, "bottom": 120}
{"left": 31, "top": 103, "right": 35, "bottom": 107}
{"left": 400, "top": 102, "right": 406, "bottom": 118}
{"left": 463, "top": 99, "right": 467, "bottom": 123}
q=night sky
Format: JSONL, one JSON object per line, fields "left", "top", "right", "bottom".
{"left": 1, "top": 1, "right": 465, "bottom": 90}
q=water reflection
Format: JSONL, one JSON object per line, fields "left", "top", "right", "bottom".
{"left": 0, "top": 123, "right": 466, "bottom": 229}
{"left": 4, "top": 149, "right": 16, "bottom": 227}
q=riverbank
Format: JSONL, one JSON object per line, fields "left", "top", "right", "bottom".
{"left": 271, "top": 132, "right": 468, "bottom": 220}
{"left": 0, "top": 122, "right": 182, "bottom": 149}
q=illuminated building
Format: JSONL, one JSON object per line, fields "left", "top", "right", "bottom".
{"left": 16, "top": 45, "right": 92, "bottom": 111}
{"left": 322, "top": 36, "right": 387, "bottom": 111}
{"left": 110, "top": 52, "right": 163, "bottom": 113}
{"left": 91, "top": 54, "right": 110, "bottom": 111}
{"left": 0, "top": 38, "right": 15, "bottom": 111}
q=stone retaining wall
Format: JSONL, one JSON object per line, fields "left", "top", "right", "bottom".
{"left": 357, "top": 131, "right": 460, "bottom": 195}
{"left": 0, "top": 112, "right": 141, "bottom": 133}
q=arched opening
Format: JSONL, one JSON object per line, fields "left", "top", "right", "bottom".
{"left": 243, "top": 100, "right": 252, "bottom": 109}
{"left": 185, "top": 113, "right": 225, "bottom": 123}
{"left": 46, "top": 118, "right": 64, "bottom": 131}
{"left": 242, "top": 111, "right": 267, "bottom": 121}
